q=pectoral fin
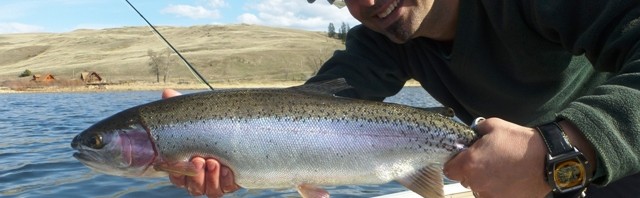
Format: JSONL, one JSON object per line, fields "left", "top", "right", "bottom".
{"left": 297, "top": 183, "right": 330, "bottom": 198}
{"left": 153, "top": 161, "right": 199, "bottom": 176}
{"left": 396, "top": 165, "right": 444, "bottom": 198}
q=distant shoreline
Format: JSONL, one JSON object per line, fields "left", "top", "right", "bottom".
{"left": 0, "top": 80, "right": 422, "bottom": 94}
{"left": 0, "top": 81, "right": 303, "bottom": 94}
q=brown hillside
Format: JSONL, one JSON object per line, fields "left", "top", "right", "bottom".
{"left": 0, "top": 24, "right": 344, "bottom": 84}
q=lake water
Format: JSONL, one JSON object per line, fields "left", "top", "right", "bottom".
{"left": 0, "top": 86, "right": 443, "bottom": 198}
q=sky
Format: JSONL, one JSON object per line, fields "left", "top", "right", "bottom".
{"left": 0, "top": 0, "right": 361, "bottom": 34}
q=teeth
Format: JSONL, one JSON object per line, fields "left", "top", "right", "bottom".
{"left": 377, "top": 0, "right": 399, "bottom": 19}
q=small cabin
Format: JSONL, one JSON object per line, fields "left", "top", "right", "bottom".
{"left": 32, "top": 74, "right": 55, "bottom": 82}
{"left": 80, "top": 72, "right": 103, "bottom": 83}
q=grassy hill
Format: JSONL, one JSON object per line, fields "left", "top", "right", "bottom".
{"left": 0, "top": 24, "right": 345, "bottom": 85}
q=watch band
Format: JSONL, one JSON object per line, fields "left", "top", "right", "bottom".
{"left": 537, "top": 122, "right": 588, "bottom": 198}
{"left": 537, "top": 122, "right": 574, "bottom": 156}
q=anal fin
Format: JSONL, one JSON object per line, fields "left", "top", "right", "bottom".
{"left": 396, "top": 165, "right": 444, "bottom": 198}
{"left": 297, "top": 183, "right": 330, "bottom": 198}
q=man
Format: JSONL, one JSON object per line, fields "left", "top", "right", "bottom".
{"left": 166, "top": 0, "right": 640, "bottom": 197}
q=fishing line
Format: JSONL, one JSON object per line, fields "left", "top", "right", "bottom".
{"left": 125, "top": 0, "right": 214, "bottom": 90}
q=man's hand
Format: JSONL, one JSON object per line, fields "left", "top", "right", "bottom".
{"left": 443, "top": 117, "right": 552, "bottom": 198}
{"left": 162, "top": 89, "right": 241, "bottom": 197}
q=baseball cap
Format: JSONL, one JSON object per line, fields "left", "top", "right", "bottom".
{"left": 307, "top": 0, "right": 346, "bottom": 8}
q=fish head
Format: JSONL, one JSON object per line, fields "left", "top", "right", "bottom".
{"left": 71, "top": 109, "right": 162, "bottom": 177}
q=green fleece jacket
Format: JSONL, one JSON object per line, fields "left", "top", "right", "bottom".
{"left": 307, "top": 0, "right": 640, "bottom": 185}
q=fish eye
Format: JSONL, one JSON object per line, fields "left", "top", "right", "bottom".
{"left": 88, "top": 134, "right": 104, "bottom": 149}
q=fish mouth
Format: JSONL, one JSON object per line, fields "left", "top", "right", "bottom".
{"left": 72, "top": 147, "right": 112, "bottom": 167}
{"left": 73, "top": 151, "right": 100, "bottom": 165}
{"left": 73, "top": 152, "right": 85, "bottom": 160}
{"left": 73, "top": 150, "right": 122, "bottom": 175}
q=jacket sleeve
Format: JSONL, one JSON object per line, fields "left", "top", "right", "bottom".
{"left": 306, "top": 25, "right": 410, "bottom": 101}
{"left": 522, "top": 0, "right": 640, "bottom": 185}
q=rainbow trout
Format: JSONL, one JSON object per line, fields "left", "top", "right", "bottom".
{"left": 70, "top": 79, "right": 477, "bottom": 197}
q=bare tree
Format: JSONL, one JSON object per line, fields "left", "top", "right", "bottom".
{"left": 147, "top": 49, "right": 172, "bottom": 83}
{"left": 305, "top": 48, "right": 332, "bottom": 77}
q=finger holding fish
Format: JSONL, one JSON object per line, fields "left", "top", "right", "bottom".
{"left": 444, "top": 117, "right": 551, "bottom": 198}
{"left": 162, "top": 88, "right": 182, "bottom": 99}
{"left": 161, "top": 89, "right": 239, "bottom": 197}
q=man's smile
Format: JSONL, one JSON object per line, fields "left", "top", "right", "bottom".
{"left": 377, "top": 0, "right": 400, "bottom": 19}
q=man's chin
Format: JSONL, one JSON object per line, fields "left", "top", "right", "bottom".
{"left": 385, "top": 32, "right": 412, "bottom": 44}
{"left": 383, "top": 24, "right": 414, "bottom": 44}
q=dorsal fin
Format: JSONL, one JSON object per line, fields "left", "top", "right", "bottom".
{"left": 416, "top": 107, "right": 455, "bottom": 118}
{"left": 384, "top": 104, "right": 455, "bottom": 118}
{"left": 396, "top": 165, "right": 444, "bottom": 198}
{"left": 290, "top": 78, "right": 353, "bottom": 96}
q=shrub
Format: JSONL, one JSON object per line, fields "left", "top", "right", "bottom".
{"left": 19, "top": 69, "right": 32, "bottom": 77}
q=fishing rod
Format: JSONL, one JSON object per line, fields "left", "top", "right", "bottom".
{"left": 124, "top": 0, "right": 214, "bottom": 91}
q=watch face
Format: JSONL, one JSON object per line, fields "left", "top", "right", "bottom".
{"left": 553, "top": 159, "right": 586, "bottom": 189}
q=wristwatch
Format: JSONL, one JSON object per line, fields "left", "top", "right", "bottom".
{"left": 536, "top": 121, "right": 592, "bottom": 198}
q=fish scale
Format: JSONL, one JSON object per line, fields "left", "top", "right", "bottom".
{"left": 141, "top": 88, "right": 474, "bottom": 186}
{"left": 71, "top": 79, "right": 477, "bottom": 197}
